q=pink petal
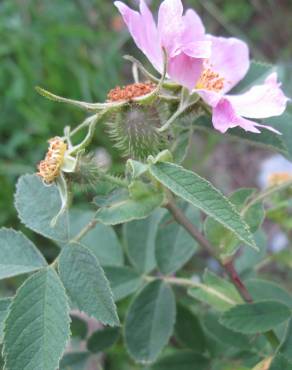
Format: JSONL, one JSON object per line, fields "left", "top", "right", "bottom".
{"left": 181, "top": 41, "right": 212, "bottom": 59}
{"left": 114, "top": 1, "right": 162, "bottom": 71}
{"left": 226, "top": 72, "right": 289, "bottom": 119}
{"left": 212, "top": 98, "right": 281, "bottom": 134}
{"left": 158, "top": 0, "right": 184, "bottom": 56}
{"left": 196, "top": 89, "right": 222, "bottom": 107}
{"left": 168, "top": 53, "right": 204, "bottom": 91}
{"left": 181, "top": 9, "right": 206, "bottom": 43}
{"left": 206, "top": 35, "right": 250, "bottom": 93}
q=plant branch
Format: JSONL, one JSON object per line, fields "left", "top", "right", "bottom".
{"left": 166, "top": 200, "right": 253, "bottom": 301}
{"left": 71, "top": 218, "right": 98, "bottom": 243}
{"left": 165, "top": 199, "right": 280, "bottom": 347}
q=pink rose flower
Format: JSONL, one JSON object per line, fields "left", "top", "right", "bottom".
{"left": 194, "top": 35, "right": 289, "bottom": 134}
{"left": 114, "top": 0, "right": 211, "bottom": 90}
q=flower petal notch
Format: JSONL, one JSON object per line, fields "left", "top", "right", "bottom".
{"left": 193, "top": 36, "right": 289, "bottom": 134}
{"left": 115, "top": 0, "right": 211, "bottom": 90}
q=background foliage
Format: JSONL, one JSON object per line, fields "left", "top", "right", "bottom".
{"left": 1, "top": 1, "right": 292, "bottom": 369}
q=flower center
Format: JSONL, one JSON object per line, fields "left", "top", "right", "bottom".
{"left": 268, "top": 172, "right": 292, "bottom": 187}
{"left": 196, "top": 67, "right": 225, "bottom": 92}
{"left": 107, "top": 82, "right": 156, "bottom": 102}
{"left": 37, "top": 137, "right": 67, "bottom": 184}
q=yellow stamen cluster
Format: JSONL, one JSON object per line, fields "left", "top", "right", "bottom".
{"left": 37, "top": 137, "right": 67, "bottom": 184}
{"left": 268, "top": 172, "right": 292, "bottom": 187}
{"left": 196, "top": 68, "right": 225, "bottom": 92}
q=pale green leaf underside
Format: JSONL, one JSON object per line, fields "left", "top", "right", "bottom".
{"left": 59, "top": 244, "right": 119, "bottom": 326}
{"left": 220, "top": 300, "right": 291, "bottom": 334}
{"left": 15, "top": 175, "right": 69, "bottom": 244}
{"left": 124, "top": 209, "right": 166, "bottom": 273}
{"left": 69, "top": 210, "right": 123, "bottom": 266}
{"left": 125, "top": 280, "right": 176, "bottom": 364}
{"left": 149, "top": 162, "right": 257, "bottom": 249}
{"left": 95, "top": 191, "right": 164, "bottom": 225}
{"left": 3, "top": 268, "right": 70, "bottom": 370}
{"left": 188, "top": 270, "right": 243, "bottom": 312}
{"left": 155, "top": 206, "right": 199, "bottom": 274}
{"left": 0, "top": 228, "right": 47, "bottom": 279}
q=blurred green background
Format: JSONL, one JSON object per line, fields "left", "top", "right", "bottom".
{"left": 1, "top": 0, "right": 292, "bottom": 227}
{"left": 1, "top": 2, "right": 292, "bottom": 369}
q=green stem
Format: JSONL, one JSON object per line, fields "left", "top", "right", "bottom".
{"left": 242, "top": 179, "right": 292, "bottom": 215}
{"left": 71, "top": 218, "right": 98, "bottom": 243}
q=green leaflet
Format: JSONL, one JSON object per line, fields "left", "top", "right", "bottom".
{"left": 204, "top": 188, "right": 264, "bottom": 258}
{"left": 94, "top": 188, "right": 164, "bottom": 225}
{"left": 245, "top": 279, "right": 292, "bottom": 308}
{"left": 270, "top": 354, "right": 292, "bottom": 370}
{"left": 265, "top": 111, "right": 292, "bottom": 160}
{"left": 149, "top": 162, "right": 257, "bottom": 250}
{"left": 103, "top": 266, "right": 143, "bottom": 302}
{"left": 0, "top": 299, "right": 11, "bottom": 343}
{"left": 146, "top": 350, "right": 210, "bottom": 370}
{"left": 59, "top": 352, "right": 90, "bottom": 370}
{"left": 193, "top": 115, "right": 288, "bottom": 157}
{"left": 0, "top": 228, "right": 47, "bottom": 279}
{"left": 203, "top": 312, "right": 250, "bottom": 350}
{"left": 188, "top": 270, "right": 243, "bottom": 312}
{"left": 155, "top": 206, "right": 199, "bottom": 274}
{"left": 3, "top": 268, "right": 70, "bottom": 370}
{"left": 279, "top": 319, "right": 292, "bottom": 363}
{"left": 175, "top": 304, "right": 206, "bottom": 353}
{"left": 125, "top": 280, "right": 176, "bottom": 364}
{"left": 220, "top": 300, "right": 291, "bottom": 334}
{"left": 15, "top": 174, "right": 69, "bottom": 244}
{"left": 232, "top": 60, "right": 277, "bottom": 93}
{"left": 70, "top": 315, "right": 88, "bottom": 340}
{"left": 69, "top": 209, "right": 124, "bottom": 266}
{"left": 87, "top": 327, "right": 120, "bottom": 353}
{"left": 124, "top": 209, "right": 166, "bottom": 273}
{"left": 58, "top": 244, "right": 119, "bottom": 326}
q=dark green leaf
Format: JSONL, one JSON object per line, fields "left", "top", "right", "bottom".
{"left": 245, "top": 279, "right": 292, "bottom": 308}
{"left": 193, "top": 115, "right": 287, "bottom": 157}
{"left": 104, "top": 266, "right": 143, "bottom": 302}
{"left": 220, "top": 301, "right": 291, "bottom": 334}
{"left": 175, "top": 304, "right": 205, "bottom": 352}
{"left": 280, "top": 319, "right": 292, "bottom": 363}
{"left": 203, "top": 312, "right": 250, "bottom": 350}
{"left": 146, "top": 350, "right": 209, "bottom": 370}
{"left": 87, "top": 327, "right": 120, "bottom": 353}
{"left": 70, "top": 315, "right": 88, "bottom": 340}
{"left": 270, "top": 354, "right": 292, "bottom": 370}
{"left": 125, "top": 280, "right": 176, "bottom": 363}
